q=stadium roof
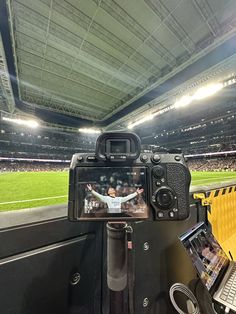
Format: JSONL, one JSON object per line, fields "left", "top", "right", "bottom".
{"left": 0, "top": 0, "right": 236, "bottom": 130}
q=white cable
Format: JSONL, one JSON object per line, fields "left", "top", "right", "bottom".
{"left": 169, "top": 283, "right": 201, "bottom": 314}
{"left": 212, "top": 302, "right": 219, "bottom": 314}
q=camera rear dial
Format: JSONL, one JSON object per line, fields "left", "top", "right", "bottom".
{"left": 154, "top": 187, "right": 176, "bottom": 209}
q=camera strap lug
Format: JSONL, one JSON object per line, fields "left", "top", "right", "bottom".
{"left": 125, "top": 225, "right": 133, "bottom": 250}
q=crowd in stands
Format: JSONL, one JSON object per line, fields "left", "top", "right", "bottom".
{"left": 0, "top": 157, "right": 236, "bottom": 173}
{"left": 0, "top": 120, "right": 96, "bottom": 161}
{"left": 0, "top": 161, "right": 69, "bottom": 172}
{"left": 186, "top": 144, "right": 236, "bottom": 155}
{"left": 187, "top": 157, "right": 236, "bottom": 171}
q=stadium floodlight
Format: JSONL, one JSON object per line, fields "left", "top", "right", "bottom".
{"left": 127, "top": 79, "right": 229, "bottom": 129}
{"left": 174, "top": 95, "right": 192, "bottom": 109}
{"left": 192, "top": 83, "right": 223, "bottom": 100}
{"left": 185, "top": 150, "right": 236, "bottom": 158}
{"left": 128, "top": 114, "right": 154, "bottom": 129}
{"left": 223, "top": 77, "right": 236, "bottom": 87}
{"left": 2, "top": 117, "right": 39, "bottom": 128}
{"left": 78, "top": 128, "right": 101, "bottom": 134}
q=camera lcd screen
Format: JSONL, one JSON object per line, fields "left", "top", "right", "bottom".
{"left": 75, "top": 166, "right": 148, "bottom": 220}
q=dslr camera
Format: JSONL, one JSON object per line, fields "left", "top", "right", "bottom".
{"left": 68, "top": 132, "right": 191, "bottom": 221}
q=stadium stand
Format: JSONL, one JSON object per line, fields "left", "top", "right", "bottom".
{"left": 1, "top": 154, "right": 235, "bottom": 174}
{"left": 0, "top": 120, "right": 97, "bottom": 160}
{"left": 0, "top": 116, "right": 235, "bottom": 174}
{"left": 139, "top": 98, "right": 236, "bottom": 156}
{"left": 0, "top": 161, "right": 68, "bottom": 172}
{"left": 187, "top": 157, "right": 236, "bottom": 171}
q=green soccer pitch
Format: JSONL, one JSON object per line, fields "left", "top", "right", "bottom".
{"left": 0, "top": 171, "right": 236, "bottom": 211}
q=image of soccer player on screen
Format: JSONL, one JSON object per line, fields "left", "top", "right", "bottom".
{"left": 86, "top": 184, "right": 144, "bottom": 213}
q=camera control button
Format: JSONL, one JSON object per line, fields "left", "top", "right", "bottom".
{"left": 153, "top": 165, "right": 164, "bottom": 178}
{"left": 77, "top": 156, "right": 84, "bottom": 161}
{"left": 155, "top": 181, "right": 161, "bottom": 187}
{"left": 110, "top": 155, "right": 127, "bottom": 161}
{"left": 175, "top": 156, "right": 181, "bottom": 161}
{"left": 157, "top": 211, "right": 164, "bottom": 218}
{"left": 140, "top": 154, "right": 148, "bottom": 162}
{"left": 87, "top": 156, "right": 97, "bottom": 161}
{"left": 169, "top": 211, "right": 175, "bottom": 218}
{"left": 155, "top": 187, "right": 175, "bottom": 209}
{"left": 152, "top": 154, "right": 161, "bottom": 163}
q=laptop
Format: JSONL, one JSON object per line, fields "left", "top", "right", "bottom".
{"left": 179, "top": 221, "right": 236, "bottom": 311}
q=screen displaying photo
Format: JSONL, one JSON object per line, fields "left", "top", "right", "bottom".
{"left": 75, "top": 166, "right": 148, "bottom": 220}
{"left": 182, "top": 227, "right": 229, "bottom": 291}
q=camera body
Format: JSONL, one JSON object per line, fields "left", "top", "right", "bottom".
{"left": 68, "top": 132, "right": 191, "bottom": 221}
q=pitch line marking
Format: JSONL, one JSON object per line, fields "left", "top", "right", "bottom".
{"left": 193, "top": 175, "right": 236, "bottom": 182}
{"left": 0, "top": 195, "right": 67, "bottom": 205}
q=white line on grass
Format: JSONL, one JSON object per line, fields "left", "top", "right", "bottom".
{"left": 193, "top": 175, "right": 236, "bottom": 182}
{"left": 0, "top": 195, "right": 67, "bottom": 205}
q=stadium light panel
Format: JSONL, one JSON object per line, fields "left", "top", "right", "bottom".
{"left": 185, "top": 150, "right": 236, "bottom": 158}
{"left": 127, "top": 77, "right": 233, "bottom": 129}
{"left": 128, "top": 114, "right": 154, "bottom": 129}
{"left": 78, "top": 128, "right": 101, "bottom": 134}
{"left": 224, "top": 77, "right": 236, "bottom": 86}
{"left": 2, "top": 117, "right": 39, "bottom": 128}
{"left": 174, "top": 95, "right": 192, "bottom": 108}
{"left": 192, "top": 83, "right": 223, "bottom": 100}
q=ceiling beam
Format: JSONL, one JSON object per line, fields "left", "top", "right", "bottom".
{"left": 95, "top": 0, "right": 176, "bottom": 67}
{"left": 0, "top": 35, "right": 15, "bottom": 113}
{"left": 19, "top": 60, "right": 126, "bottom": 102}
{"left": 192, "top": 0, "right": 221, "bottom": 37}
{"left": 144, "top": 0, "right": 195, "bottom": 54}
{"left": 57, "top": 0, "right": 160, "bottom": 71}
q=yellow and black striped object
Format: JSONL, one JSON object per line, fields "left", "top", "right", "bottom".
{"left": 194, "top": 186, "right": 236, "bottom": 260}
